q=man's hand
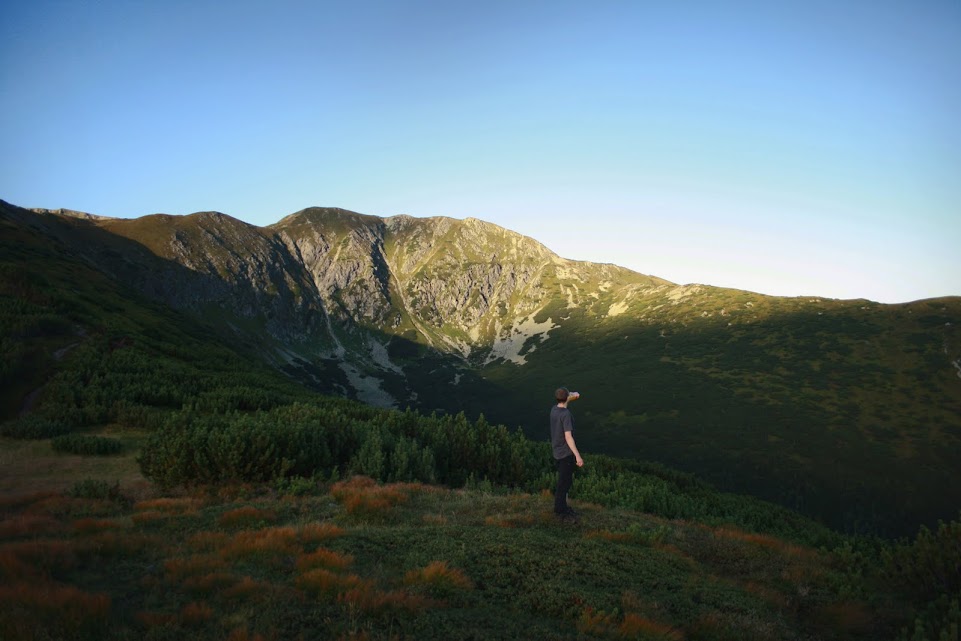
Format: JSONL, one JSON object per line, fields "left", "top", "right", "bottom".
{"left": 575, "top": 455, "right": 584, "bottom": 467}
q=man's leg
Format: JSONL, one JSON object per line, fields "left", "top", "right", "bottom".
{"left": 554, "top": 455, "right": 575, "bottom": 514}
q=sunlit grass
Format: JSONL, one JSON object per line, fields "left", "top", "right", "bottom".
{"left": 218, "top": 505, "right": 277, "bottom": 527}
{"left": 0, "top": 475, "right": 908, "bottom": 640}
{"left": 297, "top": 547, "right": 354, "bottom": 571}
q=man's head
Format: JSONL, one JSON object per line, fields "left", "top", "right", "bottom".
{"left": 555, "top": 387, "right": 569, "bottom": 403}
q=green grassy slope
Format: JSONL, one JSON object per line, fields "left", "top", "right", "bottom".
{"left": 478, "top": 288, "right": 961, "bottom": 537}
{"left": 5, "top": 199, "right": 960, "bottom": 539}
{"left": 0, "top": 478, "right": 901, "bottom": 641}
{"left": 3, "top": 201, "right": 959, "bottom": 641}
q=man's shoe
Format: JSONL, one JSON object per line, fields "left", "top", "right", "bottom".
{"left": 555, "top": 511, "right": 579, "bottom": 524}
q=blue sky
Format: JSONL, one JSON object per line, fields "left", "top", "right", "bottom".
{"left": 2, "top": 1, "right": 958, "bottom": 303}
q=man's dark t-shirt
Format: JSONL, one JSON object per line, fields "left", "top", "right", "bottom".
{"left": 550, "top": 405, "right": 574, "bottom": 459}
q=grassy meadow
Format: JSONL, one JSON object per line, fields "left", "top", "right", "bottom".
{"left": 0, "top": 457, "right": 904, "bottom": 641}
{"left": 2, "top": 203, "right": 960, "bottom": 639}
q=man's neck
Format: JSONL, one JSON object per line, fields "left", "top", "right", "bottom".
{"left": 557, "top": 402, "right": 568, "bottom": 409}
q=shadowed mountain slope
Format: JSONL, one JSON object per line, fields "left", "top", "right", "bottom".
{"left": 4, "top": 199, "right": 960, "bottom": 536}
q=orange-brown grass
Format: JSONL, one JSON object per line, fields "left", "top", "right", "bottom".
{"left": 579, "top": 608, "right": 683, "bottom": 640}
{"left": 209, "top": 482, "right": 258, "bottom": 502}
{"left": 223, "top": 575, "right": 270, "bottom": 601}
{"left": 714, "top": 526, "right": 817, "bottom": 561}
{"left": 134, "top": 497, "right": 203, "bottom": 513}
{"left": 220, "top": 526, "right": 299, "bottom": 560}
{"left": 337, "top": 587, "right": 430, "bottom": 616}
{"left": 298, "top": 522, "right": 345, "bottom": 543}
{"left": 219, "top": 506, "right": 278, "bottom": 527}
{"left": 577, "top": 608, "right": 617, "bottom": 637}
{"left": 331, "top": 477, "right": 421, "bottom": 515}
{"left": 617, "top": 613, "right": 684, "bottom": 640}
{"left": 743, "top": 581, "right": 789, "bottom": 609}
{"left": 0, "top": 581, "right": 110, "bottom": 641}
{"left": 0, "top": 548, "right": 35, "bottom": 580}
{"left": 0, "top": 514, "right": 62, "bottom": 539}
{"left": 0, "top": 490, "right": 60, "bottom": 512}
{"left": 180, "top": 600, "right": 214, "bottom": 626}
{"left": 164, "top": 553, "right": 228, "bottom": 581}
{"left": 73, "top": 517, "right": 123, "bottom": 534}
{"left": 403, "top": 561, "right": 473, "bottom": 593}
{"left": 181, "top": 571, "right": 237, "bottom": 594}
{"left": 227, "top": 626, "right": 271, "bottom": 641}
{"left": 131, "top": 510, "right": 168, "bottom": 525}
{"left": 297, "top": 568, "right": 368, "bottom": 598}
{"left": 77, "top": 530, "right": 163, "bottom": 559}
{"left": 186, "top": 530, "right": 230, "bottom": 551}
{"left": 21, "top": 495, "right": 73, "bottom": 518}
{"left": 0, "top": 539, "right": 76, "bottom": 577}
{"left": 297, "top": 547, "right": 354, "bottom": 571}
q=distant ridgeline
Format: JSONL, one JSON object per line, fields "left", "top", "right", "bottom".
{"left": 2, "top": 199, "right": 960, "bottom": 537}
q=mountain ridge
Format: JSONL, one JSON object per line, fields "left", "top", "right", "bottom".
{"left": 3, "top": 198, "right": 959, "bottom": 536}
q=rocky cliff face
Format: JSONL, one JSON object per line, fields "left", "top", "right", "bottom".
{"left": 269, "top": 208, "right": 667, "bottom": 358}
{"left": 10, "top": 202, "right": 669, "bottom": 405}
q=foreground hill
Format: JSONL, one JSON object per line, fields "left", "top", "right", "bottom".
{"left": 3, "top": 200, "right": 960, "bottom": 536}
{"left": 0, "top": 475, "right": 908, "bottom": 641}
{"left": 2, "top": 199, "right": 959, "bottom": 639}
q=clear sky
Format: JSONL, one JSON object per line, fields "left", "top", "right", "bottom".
{"left": 2, "top": 1, "right": 958, "bottom": 303}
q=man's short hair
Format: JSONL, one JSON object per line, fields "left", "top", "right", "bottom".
{"left": 555, "top": 387, "right": 569, "bottom": 402}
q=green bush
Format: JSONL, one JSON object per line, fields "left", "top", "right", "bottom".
{"left": 884, "top": 516, "right": 961, "bottom": 601}
{"left": 51, "top": 434, "right": 123, "bottom": 455}
{"left": 68, "top": 479, "right": 122, "bottom": 501}
{"left": 0, "top": 415, "right": 73, "bottom": 439}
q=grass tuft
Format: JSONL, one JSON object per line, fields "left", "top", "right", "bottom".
{"left": 164, "top": 554, "right": 227, "bottom": 581}
{"left": 296, "top": 547, "right": 354, "bottom": 571}
{"left": 331, "top": 476, "right": 420, "bottom": 516}
{"left": 403, "top": 560, "right": 473, "bottom": 595}
{"left": 220, "top": 526, "right": 298, "bottom": 559}
{"left": 73, "top": 517, "right": 123, "bottom": 534}
{"left": 222, "top": 575, "right": 270, "bottom": 601}
{"left": 0, "top": 539, "right": 76, "bottom": 578}
{"left": 0, "top": 514, "right": 62, "bottom": 539}
{"left": 298, "top": 522, "right": 345, "bottom": 543}
{"left": 227, "top": 626, "right": 270, "bottom": 641}
{"left": 0, "top": 581, "right": 110, "bottom": 641}
{"left": 180, "top": 600, "right": 214, "bottom": 626}
{"left": 134, "top": 497, "right": 202, "bottom": 513}
{"left": 337, "top": 587, "right": 430, "bottom": 616}
{"left": 297, "top": 568, "right": 367, "bottom": 598}
{"left": 219, "top": 505, "right": 277, "bottom": 527}
{"left": 186, "top": 530, "right": 230, "bottom": 551}
{"left": 181, "top": 571, "right": 237, "bottom": 595}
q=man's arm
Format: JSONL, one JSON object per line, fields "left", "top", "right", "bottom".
{"left": 564, "top": 431, "right": 584, "bottom": 467}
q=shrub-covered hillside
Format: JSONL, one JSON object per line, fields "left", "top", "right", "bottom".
{"left": 2, "top": 202, "right": 960, "bottom": 640}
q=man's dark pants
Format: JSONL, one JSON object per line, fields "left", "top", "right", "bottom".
{"left": 554, "top": 454, "right": 576, "bottom": 514}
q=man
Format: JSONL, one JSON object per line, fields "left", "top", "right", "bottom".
{"left": 550, "top": 387, "right": 583, "bottom": 523}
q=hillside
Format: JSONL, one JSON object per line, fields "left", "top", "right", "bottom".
{"left": 0, "top": 474, "right": 909, "bottom": 641}
{"left": 2, "top": 199, "right": 960, "bottom": 640}
{"left": 3, "top": 199, "right": 960, "bottom": 537}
